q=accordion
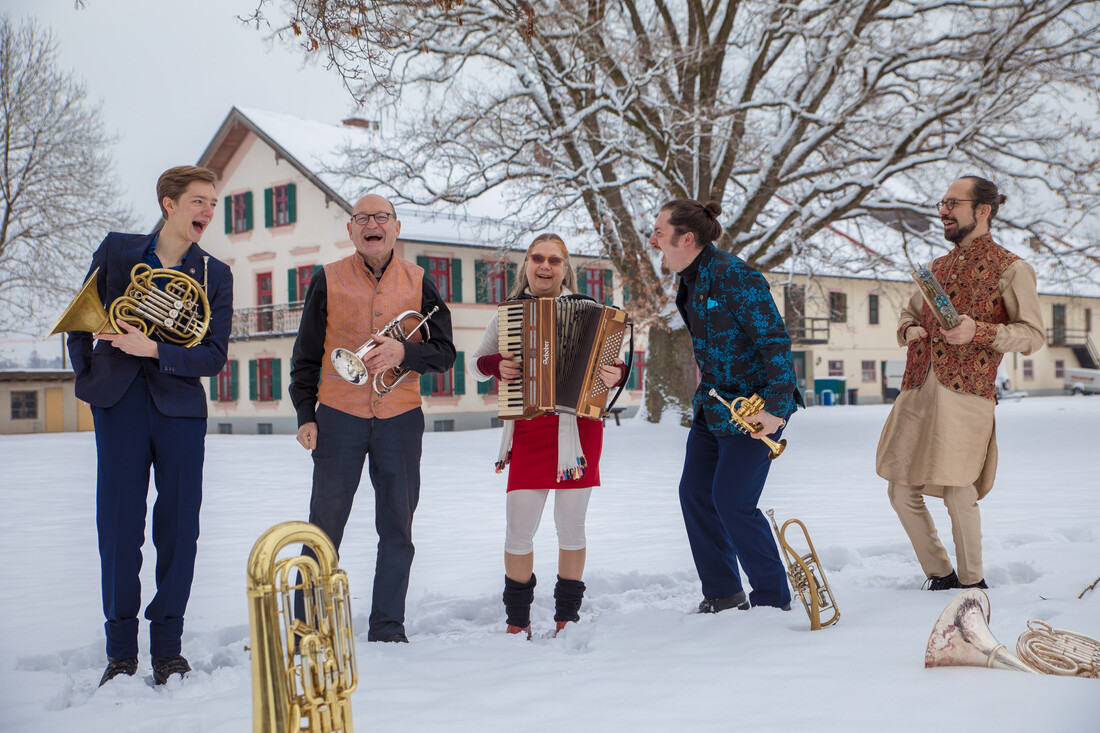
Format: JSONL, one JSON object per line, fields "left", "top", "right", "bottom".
{"left": 497, "top": 297, "right": 629, "bottom": 420}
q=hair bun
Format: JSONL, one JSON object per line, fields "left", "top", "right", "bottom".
{"left": 997, "top": 194, "right": 1007, "bottom": 205}
{"left": 703, "top": 201, "right": 722, "bottom": 218}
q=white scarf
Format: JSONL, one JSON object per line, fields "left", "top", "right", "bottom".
{"left": 494, "top": 288, "right": 587, "bottom": 482}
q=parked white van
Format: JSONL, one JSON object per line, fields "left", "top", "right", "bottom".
{"left": 1065, "top": 368, "right": 1100, "bottom": 395}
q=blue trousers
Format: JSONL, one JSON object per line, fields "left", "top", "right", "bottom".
{"left": 304, "top": 404, "right": 423, "bottom": 640}
{"left": 92, "top": 373, "right": 206, "bottom": 659}
{"left": 678, "top": 413, "right": 791, "bottom": 608}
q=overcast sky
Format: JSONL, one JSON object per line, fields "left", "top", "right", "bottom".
{"left": 6, "top": 0, "right": 356, "bottom": 226}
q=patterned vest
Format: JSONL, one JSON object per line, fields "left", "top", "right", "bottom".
{"left": 318, "top": 253, "right": 425, "bottom": 419}
{"left": 901, "top": 234, "right": 1020, "bottom": 401}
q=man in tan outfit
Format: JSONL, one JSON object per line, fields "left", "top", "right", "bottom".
{"left": 877, "top": 175, "right": 1044, "bottom": 590}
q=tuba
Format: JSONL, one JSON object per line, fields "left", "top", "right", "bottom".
{"left": 330, "top": 306, "right": 438, "bottom": 395}
{"left": 47, "top": 263, "right": 210, "bottom": 347}
{"left": 924, "top": 589, "right": 1037, "bottom": 673}
{"left": 767, "top": 509, "right": 839, "bottom": 630}
{"left": 708, "top": 389, "right": 787, "bottom": 459}
{"left": 247, "top": 522, "right": 358, "bottom": 733}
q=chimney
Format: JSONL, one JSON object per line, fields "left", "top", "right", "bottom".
{"left": 342, "top": 118, "right": 379, "bottom": 131}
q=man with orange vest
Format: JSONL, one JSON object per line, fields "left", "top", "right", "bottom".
{"left": 877, "top": 176, "right": 1043, "bottom": 592}
{"left": 290, "top": 194, "right": 455, "bottom": 642}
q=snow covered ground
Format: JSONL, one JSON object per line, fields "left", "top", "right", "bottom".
{"left": 2, "top": 396, "right": 1097, "bottom": 732}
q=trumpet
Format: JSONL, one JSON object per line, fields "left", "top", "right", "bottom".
{"left": 46, "top": 263, "right": 211, "bottom": 347}
{"left": 708, "top": 389, "right": 787, "bottom": 459}
{"left": 330, "top": 306, "right": 438, "bottom": 395}
{"left": 767, "top": 509, "right": 839, "bottom": 630}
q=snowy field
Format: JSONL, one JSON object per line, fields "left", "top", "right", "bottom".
{"left": 1, "top": 396, "right": 1097, "bottom": 732}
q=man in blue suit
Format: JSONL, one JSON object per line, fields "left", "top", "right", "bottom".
{"left": 67, "top": 166, "right": 233, "bottom": 686}
{"left": 650, "top": 199, "right": 802, "bottom": 614}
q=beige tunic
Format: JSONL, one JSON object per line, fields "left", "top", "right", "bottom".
{"left": 876, "top": 259, "right": 1044, "bottom": 499}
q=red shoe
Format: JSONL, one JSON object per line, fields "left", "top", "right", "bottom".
{"left": 506, "top": 624, "right": 532, "bottom": 639}
{"left": 554, "top": 620, "right": 571, "bottom": 636}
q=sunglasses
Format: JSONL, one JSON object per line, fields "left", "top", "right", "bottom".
{"left": 529, "top": 254, "right": 564, "bottom": 265}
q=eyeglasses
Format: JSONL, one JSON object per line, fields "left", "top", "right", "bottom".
{"left": 350, "top": 212, "right": 392, "bottom": 225}
{"left": 529, "top": 254, "right": 564, "bottom": 265}
{"left": 934, "top": 199, "right": 976, "bottom": 212}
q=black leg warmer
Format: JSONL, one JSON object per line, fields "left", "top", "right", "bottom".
{"left": 553, "top": 575, "right": 586, "bottom": 623}
{"left": 502, "top": 574, "right": 537, "bottom": 628}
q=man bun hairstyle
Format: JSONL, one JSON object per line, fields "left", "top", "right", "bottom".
{"left": 960, "top": 175, "right": 1007, "bottom": 223}
{"left": 661, "top": 199, "right": 723, "bottom": 247}
{"left": 157, "top": 165, "right": 217, "bottom": 219}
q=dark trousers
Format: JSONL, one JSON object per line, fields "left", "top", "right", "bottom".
{"left": 304, "top": 404, "right": 423, "bottom": 639}
{"left": 678, "top": 413, "right": 791, "bottom": 608}
{"left": 92, "top": 373, "right": 206, "bottom": 659}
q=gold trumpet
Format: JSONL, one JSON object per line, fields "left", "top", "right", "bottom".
{"left": 708, "top": 389, "right": 787, "bottom": 459}
{"left": 767, "top": 509, "right": 839, "bottom": 630}
{"left": 47, "top": 263, "right": 210, "bottom": 347}
{"left": 330, "top": 306, "right": 439, "bottom": 395}
{"left": 247, "top": 522, "right": 357, "bottom": 733}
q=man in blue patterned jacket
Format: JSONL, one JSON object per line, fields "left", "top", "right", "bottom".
{"left": 651, "top": 199, "right": 802, "bottom": 613}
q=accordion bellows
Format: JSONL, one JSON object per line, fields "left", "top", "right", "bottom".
{"left": 497, "top": 297, "right": 628, "bottom": 420}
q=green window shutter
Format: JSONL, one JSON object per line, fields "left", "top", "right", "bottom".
{"left": 223, "top": 196, "right": 232, "bottom": 234}
{"left": 230, "top": 361, "right": 239, "bottom": 401}
{"left": 288, "top": 268, "right": 298, "bottom": 302}
{"left": 626, "top": 362, "right": 637, "bottom": 390}
{"left": 272, "top": 358, "right": 282, "bottom": 399}
{"left": 264, "top": 188, "right": 274, "bottom": 228}
{"left": 416, "top": 255, "right": 430, "bottom": 272}
{"left": 506, "top": 262, "right": 517, "bottom": 295}
{"left": 312, "top": 264, "right": 322, "bottom": 277}
{"left": 603, "top": 269, "right": 613, "bottom": 306}
{"left": 249, "top": 360, "right": 258, "bottom": 401}
{"left": 420, "top": 372, "right": 432, "bottom": 396}
{"left": 208, "top": 375, "right": 218, "bottom": 400}
{"left": 287, "top": 183, "right": 297, "bottom": 224}
{"left": 450, "top": 258, "right": 462, "bottom": 303}
{"left": 244, "top": 191, "right": 253, "bottom": 231}
{"left": 623, "top": 283, "right": 631, "bottom": 303}
{"left": 475, "top": 261, "right": 488, "bottom": 303}
{"left": 453, "top": 351, "right": 465, "bottom": 395}
{"left": 477, "top": 376, "right": 492, "bottom": 394}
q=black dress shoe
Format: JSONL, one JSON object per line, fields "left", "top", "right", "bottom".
{"left": 697, "top": 591, "right": 750, "bottom": 613}
{"left": 152, "top": 655, "right": 191, "bottom": 685}
{"left": 368, "top": 633, "right": 409, "bottom": 643}
{"left": 959, "top": 578, "right": 988, "bottom": 589}
{"left": 923, "top": 571, "right": 960, "bottom": 591}
{"left": 99, "top": 657, "right": 138, "bottom": 686}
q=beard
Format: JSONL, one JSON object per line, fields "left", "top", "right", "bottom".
{"left": 943, "top": 219, "right": 975, "bottom": 244}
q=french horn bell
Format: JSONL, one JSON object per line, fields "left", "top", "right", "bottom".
{"left": 924, "top": 589, "right": 1037, "bottom": 673}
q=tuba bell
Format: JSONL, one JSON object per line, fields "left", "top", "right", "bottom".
{"left": 247, "top": 522, "right": 358, "bottom": 733}
{"left": 331, "top": 306, "right": 438, "bottom": 395}
{"left": 924, "top": 589, "right": 1037, "bottom": 673}
{"left": 708, "top": 389, "right": 787, "bottom": 459}
{"left": 46, "top": 263, "right": 210, "bottom": 347}
{"left": 767, "top": 509, "right": 839, "bottom": 630}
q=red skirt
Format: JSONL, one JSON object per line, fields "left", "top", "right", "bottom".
{"left": 506, "top": 414, "right": 603, "bottom": 491}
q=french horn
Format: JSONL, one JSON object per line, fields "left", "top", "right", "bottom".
{"left": 708, "top": 389, "right": 787, "bottom": 459}
{"left": 924, "top": 589, "right": 1037, "bottom": 673}
{"left": 247, "top": 522, "right": 357, "bottom": 733}
{"left": 331, "top": 306, "right": 438, "bottom": 395}
{"left": 1016, "top": 619, "right": 1100, "bottom": 678}
{"left": 47, "top": 263, "right": 210, "bottom": 347}
{"left": 767, "top": 509, "right": 839, "bottom": 630}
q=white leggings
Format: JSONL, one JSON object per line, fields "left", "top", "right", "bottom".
{"left": 504, "top": 487, "right": 593, "bottom": 554}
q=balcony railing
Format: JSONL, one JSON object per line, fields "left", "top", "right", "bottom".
{"left": 231, "top": 303, "right": 305, "bottom": 340}
{"left": 1048, "top": 327, "right": 1099, "bottom": 369}
{"left": 788, "top": 315, "right": 831, "bottom": 345}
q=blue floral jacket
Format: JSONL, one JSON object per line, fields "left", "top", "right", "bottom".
{"left": 675, "top": 244, "right": 802, "bottom": 432}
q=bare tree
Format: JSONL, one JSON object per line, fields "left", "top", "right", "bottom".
{"left": 0, "top": 15, "right": 135, "bottom": 337}
{"left": 264, "top": 0, "right": 1100, "bottom": 421}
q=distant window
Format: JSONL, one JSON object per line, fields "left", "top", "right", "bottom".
{"left": 1023, "top": 359, "right": 1034, "bottom": 381}
{"left": 1087, "top": 308, "right": 1093, "bottom": 333}
{"left": 272, "top": 185, "right": 291, "bottom": 226}
{"left": 1055, "top": 360, "right": 1065, "bottom": 379}
{"left": 231, "top": 193, "right": 250, "bottom": 233}
{"left": 431, "top": 368, "right": 453, "bottom": 396}
{"left": 627, "top": 351, "right": 646, "bottom": 391}
{"left": 256, "top": 272, "right": 273, "bottom": 332}
{"left": 829, "top": 292, "right": 847, "bottom": 323}
{"left": 582, "top": 268, "right": 604, "bottom": 304}
{"left": 10, "top": 391, "right": 37, "bottom": 419}
{"left": 427, "top": 257, "right": 451, "bottom": 301}
{"left": 216, "top": 360, "right": 237, "bottom": 402}
{"left": 828, "top": 360, "right": 844, "bottom": 377}
{"left": 257, "top": 358, "right": 276, "bottom": 401}
{"left": 257, "top": 423, "right": 273, "bottom": 435}
{"left": 293, "top": 266, "right": 313, "bottom": 304}
{"left": 868, "top": 294, "right": 880, "bottom": 325}
{"left": 218, "top": 423, "right": 233, "bottom": 434}
{"left": 861, "top": 360, "right": 876, "bottom": 383}
{"left": 487, "top": 266, "right": 508, "bottom": 303}
{"left": 433, "top": 419, "right": 455, "bottom": 432}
